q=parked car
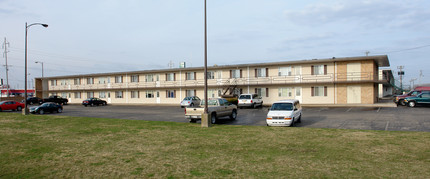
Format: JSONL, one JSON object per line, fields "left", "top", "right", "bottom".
{"left": 29, "top": 102, "right": 63, "bottom": 114}
{"left": 82, "top": 98, "right": 107, "bottom": 107}
{"left": 42, "top": 95, "right": 68, "bottom": 105}
{"left": 24, "top": 97, "right": 43, "bottom": 105}
{"left": 185, "top": 98, "right": 237, "bottom": 124}
{"left": 394, "top": 86, "right": 430, "bottom": 105}
{"left": 404, "top": 92, "right": 430, "bottom": 107}
{"left": 266, "top": 99, "right": 302, "bottom": 127}
{"left": 0, "top": 101, "right": 25, "bottom": 112}
{"left": 180, "top": 96, "right": 201, "bottom": 108}
{"left": 237, "top": 94, "right": 263, "bottom": 108}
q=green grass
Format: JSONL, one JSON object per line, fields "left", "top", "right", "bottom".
{"left": 0, "top": 113, "right": 429, "bottom": 178}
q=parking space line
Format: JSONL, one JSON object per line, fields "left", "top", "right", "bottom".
{"left": 377, "top": 107, "right": 381, "bottom": 113}
{"left": 338, "top": 121, "right": 348, "bottom": 129}
{"left": 346, "top": 108, "right": 352, "bottom": 112}
{"left": 385, "top": 121, "right": 389, "bottom": 131}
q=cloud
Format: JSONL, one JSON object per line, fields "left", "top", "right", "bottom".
{"left": 283, "top": 0, "right": 430, "bottom": 29}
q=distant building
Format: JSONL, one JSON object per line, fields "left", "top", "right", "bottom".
{"left": 35, "top": 55, "right": 392, "bottom": 105}
{"left": 1, "top": 89, "right": 35, "bottom": 97}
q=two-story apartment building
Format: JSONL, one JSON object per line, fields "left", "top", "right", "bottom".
{"left": 34, "top": 55, "right": 391, "bottom": 105}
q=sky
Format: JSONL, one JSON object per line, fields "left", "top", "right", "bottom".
{"left": 1, "top": 0, "right": 429, "bottom": 89}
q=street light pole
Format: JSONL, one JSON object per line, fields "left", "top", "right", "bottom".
{"left": 24, "top": 22, "right": 48, "bottom": 115}
{"left": 35, "top": 61, "right": 44, "bottom": 78}
{"left": 201, "top": 0, "right": 210, "bottom": 127}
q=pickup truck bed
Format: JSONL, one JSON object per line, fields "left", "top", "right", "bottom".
{"left": 185, "top": 98, "right": 237, "bottom": 124}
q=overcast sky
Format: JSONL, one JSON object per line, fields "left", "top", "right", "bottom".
{"left": 1, "top": 0, "right": 429, "bottom": 89}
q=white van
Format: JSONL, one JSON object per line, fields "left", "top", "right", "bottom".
{"left": 266, "top": 99, "right": 302, "bottom": 127}
{"left": 238, "top": 94, "right": 263, "bottom": 108}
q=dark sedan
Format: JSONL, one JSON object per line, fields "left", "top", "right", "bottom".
{"left": 24, "top": 97, "right": 43, "bottom": 105}
{"left": 82, "top": 98, "right": 107, "bottom": 107}
{"left": 29, "top": 102, "right": 63, "bottom": 114}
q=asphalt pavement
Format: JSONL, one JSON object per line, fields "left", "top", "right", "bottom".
{"left": 29, "top": 104, "right": 430, "bottom": 132}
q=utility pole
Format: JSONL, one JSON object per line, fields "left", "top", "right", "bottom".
{"left": 397, "top": 66, "right": 404, "bottom": 91}
{"left": 2, "top": 37, "right": 10, "bottom": 97}
{"left": 365, "top": 51, "right": 370, "bottom": 56}
{"left": 419, "top": 70, "right": 423, "bottom": 86}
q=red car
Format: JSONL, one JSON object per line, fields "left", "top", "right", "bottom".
{"left": 0, "top": 101, "right": 25, "bottom": 112}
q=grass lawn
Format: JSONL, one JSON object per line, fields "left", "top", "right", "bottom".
{"left": 0, "top": 113, "right": 429, "bottom": 178}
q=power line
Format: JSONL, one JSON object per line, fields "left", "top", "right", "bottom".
{"left": 374, "top": 44, "right": 430, "bottom": 54}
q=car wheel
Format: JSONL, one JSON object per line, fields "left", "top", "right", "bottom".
{"left": 0, "top": 108, "right": 2, "bottom": 112}
{"left": 211, "top": 113, "right": 217, "bottom": 124}
{"left": 84, "top": 105, "right": 87, "bottom": 107}
{"left": 39, "top": 109, "right": 44, "bottom": 114}
{"left": 296, "top": 115, "right": 301, "bottom": 123}
{"left": 399, "top": 100, "right": 405, "bottom": 106}
{"left": 64, "top": 102, "right": 67, "bottom": 105}
{"left": 57, "top": 108, "right": 63, "bottom": 113}
{"left": 229, "top": 110, "right": 237, "bottom": 120}
{"left": 289, "top": 118, "right": 295, "bottom": 127}
{"left": 91, "top": 103, "right": 94, "bottom": 107}
{"left": 30, "top": 101, "right": 33, "bottom": 105}
{"left": 17, "top": 106, "right": 22, "bottom": 111}
{"left": 408, "top": 101, "right": 416, "bottom": 107}
{"left": 190, "top": 103, "right": 194, "bottom": 107}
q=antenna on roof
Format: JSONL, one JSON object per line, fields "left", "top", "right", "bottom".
{"left": 365, "top": 51, "right": 370, "bottom": 56}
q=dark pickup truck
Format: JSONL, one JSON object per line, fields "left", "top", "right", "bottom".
{"left": 42, "top": 95, "right": 68, "bottom": 105}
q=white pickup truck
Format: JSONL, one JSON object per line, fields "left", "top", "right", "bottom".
{"left": 185, "top": 98, "right": 238, "bottom": 124}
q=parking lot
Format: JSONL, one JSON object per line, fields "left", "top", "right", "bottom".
{"left": 23, "top": 104, "right": 427, "bottom": 132}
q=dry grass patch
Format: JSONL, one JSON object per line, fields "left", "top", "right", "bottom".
{"left": 0, "top": 113, "right": 429, "bottom": 178}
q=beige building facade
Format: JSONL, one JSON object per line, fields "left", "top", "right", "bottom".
{"left": 35, "top": 55, "right": 390, "bottom": 105}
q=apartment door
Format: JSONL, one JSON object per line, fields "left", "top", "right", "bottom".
{"left": 347, "top": 85, "right": 361, "bottom": 103}
{"left": 156, "top": 90, "right": 160, "bottom": 103}
{"left": 347, "top": 63, "right": 361, "bottom": 81}
{"left": 156, "top": 75, "right": 160, "bottom": 87}
{"left": 107, "top": 92, "right": 111, "bottom": 103}
{"left": 216, "top": 71, "right": 223, "bottom": 85}
{"left": 295, "top": 87, "right": 302, "bottom": 103}
{"left": 294, "top": 66, "right": 302, "bottom": 82}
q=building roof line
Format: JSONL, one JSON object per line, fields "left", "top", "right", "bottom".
{"left": 36, "top": 55, "right": 389, "bottom": 80}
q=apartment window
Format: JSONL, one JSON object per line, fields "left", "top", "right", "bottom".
{"left": 131, "top": 91, "right": 140, "bottom": 98}
{"left": 312, "top": 65, "right": 327, "bottom": 75}
{"left": 145, "top": 74, "right": 154, "bottom": 82}
{"left": 166, "top": 90, "right": 176, "bottom": 98}
{"left": 186, "top": 89, "right": 197, "bottom": 97}
{"left": 131, "top": 75, "right": 139, "bottom": 83}
{"left": 87, "top": 92, "right": 94, "bottom": 98}
{"left": 255, "top": 68, "right": 268, "bottom": 77}
{"left": 230, "top": 69, "right": 242, "bottom": 79}
{"left": 87, "top": 78, "right": 94, "bottom": 84}
{"left": 166, "top": 73, "right": 175, "bottom": 81}
{"left": 115, "top": 76, "right": 123, "bottom": 83}
{"left": 311, "top": 86, "right": 327, "bottom": 97}
{"left": 255, "top": 88, "right": 269, "bottom": 97}
{"left": 115, "top": 91, "right": 123, "bottom": 98}
{"left": 186, "top": 72, "right": 196, "bottom": 80}
{"left": 208, "top": 89, "right": 217, "bottom": 98}
{"left": 278, "top": 67, "right": 292, "bottom": 76}
{"left": 61, "top": 92, "right": 68, "bottom": 98}
{"left": 146, "top": 90, "right": 154, "bottom": 98}
{"left": 207, "top": 71, "right": 215, "bottom": 79}
{"left": 74, "top": 78, "right": 81, "bottom": 85}
{"left": 279, "top": 88, "right": 293, "bottom": 97}
{"left": 50, "top": 80, "right": 57, "bottom": 86}
{"left": 99, "top": 91, "right": 107, "bottom": 98}
{"left": 74, "top": 92, "right": 81, "bottom": 99}
{"left": 98, "top": 77, "right": 107, "bottom": 84}
{"left": 60, "top": 80, "right": 69, "bottom": 86}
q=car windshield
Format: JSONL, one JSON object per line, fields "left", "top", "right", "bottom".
{"left": 183, "top": 97, "right": 192, "bottom": 101}
{"left": 41, "top": 103, "right": 50, "bottom": 107}
{"left": 200, "top": 99, "right": 217, "bottom": 105}
{"left": 239, "top": 95, "right": 251, "bottom": 99}
{"left": 270, "top": 103, "right": 293, "bottom": 111}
